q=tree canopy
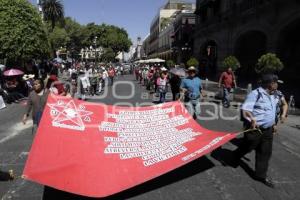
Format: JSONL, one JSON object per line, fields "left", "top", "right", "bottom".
{"left": 100, "top": 48, "right": 116, "bottom": 62}
{"left": 186, "top": 57, "right": 199, "bottom": 68}
{"left": 256, "top": 53, "right": 284, "bottom": 74}
{"left": 41, "top": 0, "right": 64, "bottom": 31}
{"left": 0, "top": 0, "right": 132, "bottom": 63}
{"left": 166, "top": 60, "right": 175, "bottom": 68}
{"left": 0, "top": 0, "right": 50, "bottom": 66}
{"left": 61, "top": 17, "right": 85, "bottom": 56}
{"left": 49, "top": 26, "right": 70, "bottom": 51}
{"left": 81, "top": 23, "right": 132, "bottom": 57}
{"left": 222, "top": 56, "right": 240, "bottom": 71}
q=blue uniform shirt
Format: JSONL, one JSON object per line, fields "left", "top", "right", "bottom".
{"left": 242, "top": 87, "right": 276, "bottom": 129}
{"left": 180, "top": 76, "right": 202, "bottom": 99}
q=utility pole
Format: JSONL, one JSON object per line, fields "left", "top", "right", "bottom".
{"left": 37, "top": 0, "right": 43, "bottom": 19}
{"left": 94, "top": 36, "right": 98, "bottom": 64}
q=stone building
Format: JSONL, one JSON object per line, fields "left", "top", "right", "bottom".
{"left": 149, "top": 0, "right": 195, "bottom": 57}
{"left": 194, "top": 0, "right": 300, "bottom": 104}
{"left": 172, "top": 11, "right": 196, "bottom": 64}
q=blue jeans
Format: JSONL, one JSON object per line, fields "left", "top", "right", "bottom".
{"left": 109, "top": 77, "right": 114, "bottom": 86}
{"left": 185, "top": 98, "right": 201, "bottom": 119}
{"left": 223, "top": 87, "right": 231, "bottom": 107}
{"left": 159, "top": 92, "right": 166, "bottom": 103}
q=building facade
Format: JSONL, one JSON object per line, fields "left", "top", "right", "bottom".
{"left": 141, "top": 34, "right": 150, "bottom": 59}
{"left": 149, "top": 0, "right": 195, "bottom": 58}
{"left": 172, "top": 11, "right": 196, "bottom": 64}
{"left": 158, "top": 18, "right": 174, "bottom": 61}
{"left": 80, "top": 47, "right": 103, "bottom": 61}
{"left": 194, "top": 0, "right": 300, "bottom": 104}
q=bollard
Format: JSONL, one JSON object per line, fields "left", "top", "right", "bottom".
{"left": 247, "top": 84, "right": 252, "bottom": 95}
{"left": 205, "top": 78, "right": 208, "bottom": 90}
{"left": 288, "top": 95, "right": 296, "bottom": 112}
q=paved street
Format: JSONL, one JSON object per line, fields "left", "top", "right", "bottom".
{"left": 1, "top": 75, "right": 300, "bottom": 200}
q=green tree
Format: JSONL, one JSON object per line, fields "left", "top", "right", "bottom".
{"left": 81, "top": 23, "right": 132, "bottom": 58}
{"left": 81, "top": 23, "right": 108, "bottom": 49}
{"left": 222, "top": 56, "right": 240, "bottom": 71}
{"left": 105, "top": 25, "right": 132, "bottom": 56}
{"left": 100, "top": 48, "right": 115, "bottom": 62}
{"left": 256, "top": 53, "right": 284, "bottom": 74}
{"left": 186, "top": 57, "right": 199, "bottom": 68}
{"left": 49, "top": 27, "right": 70, "bottom": 52}
{"left": 42, "top": 0, "right": 64, "bottom": 31}
{"left": 63, "top": 17, "right": 85, "bottom": 57}
{"left": 166, "top": 60, "right": 175, "bottom": 68}
{"left": 0, "top": 0, "right": 50, "bottom": 67}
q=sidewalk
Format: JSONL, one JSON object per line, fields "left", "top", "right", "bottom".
{"left": 202, "top": 79, "right": 300, "bottom": 116}
{"left": 201, "top": 79, "right": 247, "bottom": 103}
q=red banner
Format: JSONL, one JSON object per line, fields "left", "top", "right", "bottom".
{"left": 23, "top": 95, "right": 236, "bottom": 197}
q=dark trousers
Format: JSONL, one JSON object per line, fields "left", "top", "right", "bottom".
{"left": 159, "top": 92, "right": 166, "bottom": 103}
{"left": 109, "top": 77, "right": 114, "bottom": 86}
{"left": 172, "top": 91, "right": 179, "bottom": 101}
{"left": 90, "top": 84, "right": 97, "bottom": 95}
{"left": 234, "top": 127, "right": 273, "bottom": 179}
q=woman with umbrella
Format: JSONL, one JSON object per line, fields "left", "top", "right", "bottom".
{"left": 2, "top": 68, "right": 28, "bottom": 103}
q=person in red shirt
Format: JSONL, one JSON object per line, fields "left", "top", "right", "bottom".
{"left": 218, "top": 67, "right": 237, "bottom": 108}
{"left": 108, "top": 67, "right": 115, "bottom": 86}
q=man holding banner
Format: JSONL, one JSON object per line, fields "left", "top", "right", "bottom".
{"left": 180, "top": 66, "right": 202, "bottom": 119}
{"left": 233, "top": 74, "right": 279, "bottom": 188}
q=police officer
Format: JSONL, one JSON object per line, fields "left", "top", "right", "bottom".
{"left": 233, "top": 74, "right": 280, "bottom": 188}
{"left": 180, "top": 66, "right": 202, "bottom": 119}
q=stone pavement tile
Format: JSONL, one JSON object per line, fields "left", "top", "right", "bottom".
{"left": 1, "top": 178, "right": 43, "bottom": 200}
{"left": 275, "top": 182, "right": 300, "bottom": 200}
{"left": 7, "top": 182, "right": 43, "bottom": 200}
{"left": 270, "top": 156, "right": 300, "bottom": 183}
{"left": 0, "top": 126, "right": 33, "bottom": 150}
{"left": 133, "top": 186, "right": 222, "bottom": 200}
{"left": 0, "top": 183, "right": 12, "bottom": 198}
{"left": 208, "top": 166, "right": 252, "bottom": 187}
{"left": 223, "top": 186, "right": 264, "bottom": 200}
{"left": 0, "top": 152, "right": 21, "bottom": 165}
{"left": 203, "top": 168, "right": 265, "bottom": 200}
{"left": 251, "top": 182, "right": 291, "bottom": 200}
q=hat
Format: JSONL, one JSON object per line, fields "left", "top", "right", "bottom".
{"left": 261, "top": 74, "right": 282, "bottom": 84}
{"left": 277, "top": 80, "right": 284, "bottom": 84}
{"left": 161, "top": 67, "right": 168, "bottom": 71}
{"left": 22, "top": 74, "right": 35, "bottom": 80}
{"left": 187, "top": 66, "right": 196, "bottom": 71}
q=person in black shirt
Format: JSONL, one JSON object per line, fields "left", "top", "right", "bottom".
{"left": 169, "top": 74, "right": 181, "bottom": 101}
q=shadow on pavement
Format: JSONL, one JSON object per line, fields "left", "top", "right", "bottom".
{"left": 211, "top": 148, "right": 255, "bottom": 179}
{"left": 42, "top": 156, "right": 215, "bottom": 200}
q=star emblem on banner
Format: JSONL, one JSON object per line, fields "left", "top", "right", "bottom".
{"left": 48, "top": 100, "right": 93, "bottom": 131}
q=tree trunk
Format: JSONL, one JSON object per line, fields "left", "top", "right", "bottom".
{"left": 51, "top": 19, "right": 55, "bottom": 32}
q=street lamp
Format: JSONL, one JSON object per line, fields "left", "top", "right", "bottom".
{"left": 94, "top": 36, "right": 98, "bottom": 64}
{"left": 37, "top": 0, "right": 43, "bottom": 19}
{"left": 90, "top": 46, "right": 93, "bottom": 62}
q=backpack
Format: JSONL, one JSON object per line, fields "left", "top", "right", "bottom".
{"left": 240, "top": 89, "right": 262, "bottom": 127}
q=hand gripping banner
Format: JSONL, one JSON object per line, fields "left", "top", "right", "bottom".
{"left": 23, "top": 95, "right": 237, "bottom": 197}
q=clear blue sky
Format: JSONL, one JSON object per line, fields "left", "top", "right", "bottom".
{"left": 30, "top": 0, "right": 195, "bottom": 44}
